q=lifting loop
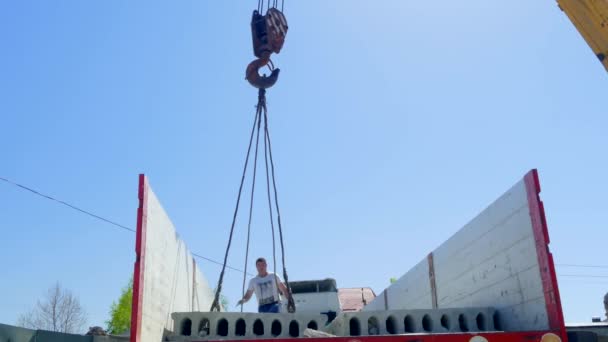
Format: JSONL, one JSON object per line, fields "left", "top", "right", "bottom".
{"left": 210, "top": 89, "right": 296, "bottom": 313}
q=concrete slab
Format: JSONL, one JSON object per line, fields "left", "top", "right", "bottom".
{"left": 363, "top": 170, "right": 563, "bottom": 333}
{"left": 131, "top": 175, "right": 216, "bottom": 342}
{"left": 167, "top": 308, "right": 498, "bottom": 340}
{"left": 323, "top": 308, "right": 498, "bottom": 336}
{"left": 169, "top": 312, "right": 329, "bottom": 340}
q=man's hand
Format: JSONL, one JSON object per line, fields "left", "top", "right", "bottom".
{"left": 237, "top": 289, "right": 253, "bottom": 307}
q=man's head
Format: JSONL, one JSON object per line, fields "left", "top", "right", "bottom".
{"left": 255, "top": 257, "right": 268, "bottom": 276}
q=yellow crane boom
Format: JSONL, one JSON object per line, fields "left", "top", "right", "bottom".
{"left": 557, "top": 0, "right": 608, "bottom": 72}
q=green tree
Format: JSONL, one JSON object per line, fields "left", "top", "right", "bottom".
{"left": 106, "top": 279, "right": 132, "bottom": 335}
{"left": 213, "top": 288, "right": 230, "bottom": 311}
{"left": 221, "top": 295, "right": 229, "bottom": 309}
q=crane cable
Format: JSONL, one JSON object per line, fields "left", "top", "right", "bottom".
{"left": 210, "top": 89, "right": 294, "bottom": 313}
{"left": 262, "top": 91, "right": 295, "bottom": 313}
{"left": 239, "top": 93, "right": 263, "bottom": 313}
{"left": 209, "top": 94, "right": 261, "bottom": 312}
{"left": 258, "top": 0, "right": 284, "bottom": 13}
{"left": 210, "top": 0, "right": 292, "bottom": 312}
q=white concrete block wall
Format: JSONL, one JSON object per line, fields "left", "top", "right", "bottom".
{"left": 364, "top": 177, "right": 551, "bottom": 332}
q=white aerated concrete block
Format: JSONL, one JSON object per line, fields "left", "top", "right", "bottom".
{"left": 170, "top": 312, "right": 328, "bottom": 340}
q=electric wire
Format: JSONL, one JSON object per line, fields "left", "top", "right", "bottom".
{"left": 0, "top": 176, "right": 252, "bottom": 276}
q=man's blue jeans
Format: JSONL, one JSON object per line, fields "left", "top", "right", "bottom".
{"left": 258, "top": 302, "right": 280, "bottom": 313}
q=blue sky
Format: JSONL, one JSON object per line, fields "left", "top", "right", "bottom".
{"left": 1, "top": 0, "right": 607, "bottom": 330}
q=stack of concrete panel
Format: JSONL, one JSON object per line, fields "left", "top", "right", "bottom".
{"left": 323, "top": 308, "right": 498, "bottom": 336}
{"left": 167, "top": 307, "right": 499, "bottom": 340}
{"left": 169, "top": 312, "right": 329, "bottom": 340}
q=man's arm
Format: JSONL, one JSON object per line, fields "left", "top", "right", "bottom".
{"left": 237, "top": 289, "right": 254, "bottom": 306}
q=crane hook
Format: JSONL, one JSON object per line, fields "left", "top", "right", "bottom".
{"left": 246, "top": 7, "right": 287, "bottom": 89}
{"left": 246, "top": 57, "right": 280, "bottom": 89}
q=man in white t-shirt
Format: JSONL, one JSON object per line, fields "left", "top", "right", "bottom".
{"left": 237, "top": 257, "right": 289, "bottom": 313}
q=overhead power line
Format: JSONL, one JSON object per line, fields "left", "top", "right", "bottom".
{"left": 5, "top": 176, "right": 606, "bottom": 280}
{"left": 556, "top": 263, "right": 608, "bottom": 269}
{"left": 0, "top": 176, "right": 134, "bottom": 233}
{"left": 0, "top": 175, "right": 253, "bottom": 276}
{"left": 192, "top": 252, "right": 252, "bottom": 275}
